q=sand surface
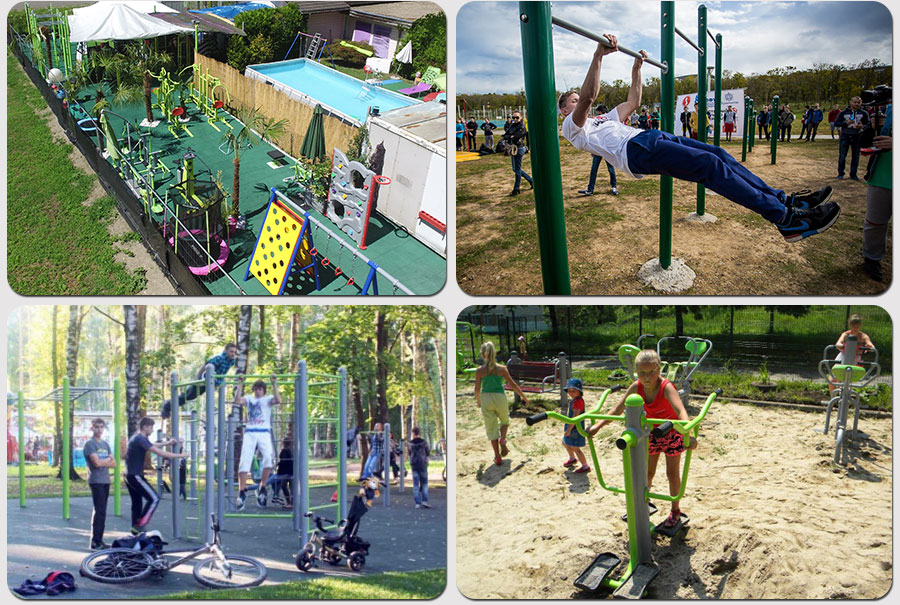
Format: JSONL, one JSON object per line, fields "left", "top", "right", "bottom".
{"left": 455, "top": 389, "right": 892, "bottom": 599}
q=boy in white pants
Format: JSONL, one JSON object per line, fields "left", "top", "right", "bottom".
{"left": 234, "top": 376, "right": 281, "bottom": 509}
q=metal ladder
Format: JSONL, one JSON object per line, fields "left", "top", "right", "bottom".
{"left": 305, "top": 33, "right": 323, "bottom": 59}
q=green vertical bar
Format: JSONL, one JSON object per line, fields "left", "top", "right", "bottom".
{"left": 113, "top": 378, "right": 122, "bottom": 517}
{"left": 741, "top": 96, "right": 749, "bottom": 161}
{"left": 771, "top": 95, "right": 779, "bottom": 164}
{"left": 63, "top": 377, "right": 70, "bottom": 520}
{"left": 749, "top": 99, "right": 756, "bottom": 151}
{"left": 18, "top": 392, "right": 26, "bottom": 508}
{"left": 194, "top": 23, "right": 199, "bottom": 55}
{"left": 713, "top": 34, "right": 722, "bottom": 147}
{"left": 696, "top": 5, "right": 707, "bottom": 215}
{"left": 659, "top": 2, "right": 675, "bottom": 268}
{"left": 519, "top": 1, "right": 571, "bottom": 294}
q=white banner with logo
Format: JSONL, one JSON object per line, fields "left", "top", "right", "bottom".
{"left": 676, "top": 88, "right": 747, "bottom": 138}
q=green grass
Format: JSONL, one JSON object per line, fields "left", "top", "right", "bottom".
{"left": 161, "top": 568, "right": 445, "bottom": 599}
{"left": 6, "top": 50, "right": 147, "bottom": 295}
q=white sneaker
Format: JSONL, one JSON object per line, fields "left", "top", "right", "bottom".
{"left": 236, "top": 491, "right": 247, "bottom": 511}
{"left": 256, "top": 488, "right": 267, "bottom": 508}
{"left": 422, "top": 502, "right": 431, "bottom": 509}
{"left": 415, "top": 504, "right": 421, "bottom": 509}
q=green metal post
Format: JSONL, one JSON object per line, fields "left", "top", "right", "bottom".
{"left": 63, "top": 376, "right": 70, "bottom": 520}
{"left": 194, "top": 22, "right": 199, "bottom": 56}
{"left": 696, "top": 5, "right": 708, "bottom": 215}
{"left": 713, "top": 34, "right": 722, "bottom": 147}
{"left": 741, "top": 95, "right": 749, "bottom": 162}
{"left": 519, "top": 1, "right": 571, "bottom": 294}
{"left": 659, "top": 2, "right": 675, "bottom": 268}
{"left": 771, "top": 95, "right": 779, "bottom": 164}
{"left": 113, "top": 378, "right": 122, "bottom": 516}
{"left": 748, "top": 99, "right": 755, "bottom": 152}
{"left": 18, "top": 392, "right": 26, "bottom": 508}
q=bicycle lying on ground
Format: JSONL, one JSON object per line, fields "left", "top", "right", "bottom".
{"left": 80, "top": 514, "right": 267, "bottom": 589}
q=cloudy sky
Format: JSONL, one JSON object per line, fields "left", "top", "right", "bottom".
{"left": 456, "top": 1, "right": 893, "bottom": 94}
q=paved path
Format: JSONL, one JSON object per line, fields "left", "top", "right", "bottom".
{"left": 7, "top": 485, "right": 445, "bottom": 598}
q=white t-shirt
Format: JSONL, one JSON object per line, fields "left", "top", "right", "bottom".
{"left": 245, "top": 395, "right": 275, "bottom": 430}
{"left": 561, "top": 108, "right": 643, "bottom": 178}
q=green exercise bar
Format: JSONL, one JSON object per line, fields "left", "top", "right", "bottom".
{"left": 63, "top": 377, "right": 70, "bottom": 520}
{"left": 659, "top": 2, "right": 675, "bottom": 268}
{"left": 771, "top": 95, "right": 779, "bottom": 164}
{"left": 696, "top": 4, "right": 708, "bottom": 215}
{"left": 519, "top": 1, "right": 572, "bottom": 294}
{"left": 224, "top": 512, "right": 293, "bottom": 519}
{"left": 18, "top": 392, "right": 25, "bottom": 508}
{"left": 713, "top": 34, "right": 723, "bottom": 147}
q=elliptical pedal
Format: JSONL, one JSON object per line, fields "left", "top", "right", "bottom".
{"left": 574, "top": 552, "right": 621, "bottom": 592}
{"left": 621, "top": 501, "right": 658, "bottom": 522}
{"left": 612, "top": 562, "right": 659, "bottom": 599}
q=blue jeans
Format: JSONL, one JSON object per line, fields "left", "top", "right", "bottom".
{"left": 511, "top": 148, "right": 533, "bottom": 191}
{"left": 586, "top": 155, "right": 617, "bottom": 191}
{"left": 626, "top": 130, "right": 787, "bottom": 223}
{"left": 838, "top": 134, "right": 861, "bottom": 178}
{"left": 411, "top": 468, "right": 429, "bottom": 505}
{"left": 363, "top": 453, "right": 381, "bottom": 478}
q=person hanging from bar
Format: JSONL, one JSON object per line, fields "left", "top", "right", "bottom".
{"left": 232, "top": 376, "right": 282, "bottom": 510}
{"left": 557, "top": 34, "right": 841, "bottom": 242}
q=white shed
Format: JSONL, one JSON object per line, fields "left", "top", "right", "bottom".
{"left": 366, "top": 101, "right": 447, "bottom": 257}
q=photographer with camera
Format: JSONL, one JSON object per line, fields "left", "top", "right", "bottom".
{"left": 861, "top": 86, "right": 892, "bottom": 282}
{"left": 501, "top": 111, "right": 533, "bottom": 196}
{"left": 835, "top": 96, "right": 870, "bottom": 181}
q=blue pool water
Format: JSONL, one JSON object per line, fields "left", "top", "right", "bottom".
{"left": 246, "top": 59, "right": 418, "bottom": 123}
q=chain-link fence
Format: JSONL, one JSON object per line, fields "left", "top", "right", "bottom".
{"left": 458, "top": 306, "right": 892, "bottom": 382}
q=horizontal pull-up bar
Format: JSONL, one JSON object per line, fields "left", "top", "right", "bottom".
{"left": 674, "top": 25, "right": 703, "bottom": 55}
{"left": 707, "top": 28, "right": 720, "bottom": 47}
{"left": 551, "top": 15, "right": 668, "bottom": 74}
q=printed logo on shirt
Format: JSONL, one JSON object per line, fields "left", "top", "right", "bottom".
{"left": 248, "top": 400, "right": 265, "bottom": 425}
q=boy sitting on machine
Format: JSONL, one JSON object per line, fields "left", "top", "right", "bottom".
{"left": 233, "top": 376, "right": 281, "bottom": 509}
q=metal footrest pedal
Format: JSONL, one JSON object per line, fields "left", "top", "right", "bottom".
{"left": 612, "top": 562, "right": 659, "bottom": 599}
{"left": 574, "top": 552, "right": 621, "bottom": 592}
{"left": 653, "top": 512, "right": 689, "bottom": 538}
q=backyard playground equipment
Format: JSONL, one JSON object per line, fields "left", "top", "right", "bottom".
{"left": 13, "top": 380, "right": 124, "bottom": 518}
{"left": 817, "top": 335, "right": 881, "bottom": 466}
{"left": 80, "top": 514, "right": 267, "bottom": 588}
{"left": 180, "top": 63, "right": 232, "bottom": 133}
{"left": 617, "top": 336, "right": 712, "bottom": 399}
{"left": 24, "top": 3, "right": 73, "bottom": 81}
{"left": 327, "top": 149, "right": 391, "bottom": 249}
{"left": 244, "top": 189, "right": 414, "bottom": 295}
{"left": 519, "top": 2, "right": 728, "bottom": 293}
{"left": 527, "top": 387, "right": 722, "bottom": 598}
{"left": 164, "top": 361, "right": 348, "bottom": 546}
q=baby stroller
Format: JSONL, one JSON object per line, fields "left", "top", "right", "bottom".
{"left": 295, "top": 495, "right": 370, "bottom": 572}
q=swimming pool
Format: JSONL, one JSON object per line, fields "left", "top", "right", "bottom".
{"left": 245, "top": 59, "right": 419, "bottom": 124}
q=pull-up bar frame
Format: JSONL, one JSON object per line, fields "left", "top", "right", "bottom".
{"left": 674, "top": 25, "right": 703, "bottom": 55}
{"left": 550, "top": 15, "right": 669, "bottom": 73}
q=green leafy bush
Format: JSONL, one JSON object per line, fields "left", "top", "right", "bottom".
{"left": 226, "top": 4, "right": 307, "bottom": 72}
{"left": 326, "top": 40, "right": 376, "bottom": 69}
{"left": 396, "top": 13, "right": 446, "bottom": 79}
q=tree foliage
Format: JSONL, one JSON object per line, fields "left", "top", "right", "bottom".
{"left": 226, "top": 4, "right": 308, "bottom": 72}
{"left": 395, "top": 12, "right": 446, "bottom": 78}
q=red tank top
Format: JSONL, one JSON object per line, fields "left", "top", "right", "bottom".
{"left": 637, "top": 378, "right": 677, "bottom": 421}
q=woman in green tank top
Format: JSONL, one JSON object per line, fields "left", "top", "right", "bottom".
{"left": 475, "top": 342, "right": 530, "bottom": 466}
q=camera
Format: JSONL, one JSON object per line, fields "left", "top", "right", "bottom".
{"left": 861, "top": 85, "right": 891, "bottom": 106}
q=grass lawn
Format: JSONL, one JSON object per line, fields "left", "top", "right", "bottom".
{"left": 457, "top": 130, "right": 891, "bottom": 295}
{"left": 6, "top": 50, "right": 147, "bottom": 295}
{"left": 162, "top": 568, "right": 445, "bottom": 599}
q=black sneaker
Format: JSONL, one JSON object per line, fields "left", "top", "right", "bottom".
{"left": 578, "top": 189, "right": 594, "bottom": 196}
{"left": 787, "top": 186, "right": 833, "bottom": 210}
{"left": 863, "top": 258, "right": 884, "bottom": 282}
{"left": 257, "top": 487, "right": 268, "bottom": 508}
{"left": 236, "top": 490, "right": 247, "bottom": 511}
{"left": 777, "top": 202, "right": 841, "bottom": 243}
{"left": 90, "top": 541, "right": 110, "bottom": 551}
{"left": 130, "top": 526, "right": 141, "bottom": 536}
{"left": 509, "top": 190, "right": 520, "bottom": 196}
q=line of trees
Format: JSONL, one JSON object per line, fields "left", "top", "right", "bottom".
{"left": 460, "top": 60, "right": 892, "bottom": 118}
{"left": 7, "top": 305, "right": 446, "bottom": 481}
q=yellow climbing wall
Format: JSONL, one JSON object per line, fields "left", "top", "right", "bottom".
{"left": 248, "top": 200, "right": 312, "bottom": 295}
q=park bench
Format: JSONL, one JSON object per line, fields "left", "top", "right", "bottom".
{"left": 505, "top": 352, "right": 578, "bottom": 404}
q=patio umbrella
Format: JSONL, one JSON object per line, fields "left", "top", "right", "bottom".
{"left": 395, "top": 40, "right": 412, "bottom": 64}
{"left": 99, "top": 112, "right": 123, "bottom": 161}
{"left": 300, "top": 104, "right": 326, "bottom": 163}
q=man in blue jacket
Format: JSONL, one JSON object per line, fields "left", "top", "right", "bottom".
{"left": 835, "top": 97, "right": 870, "bottom": 180}
{"left": 806, "top": 104, "right": 824, "bottom": 142}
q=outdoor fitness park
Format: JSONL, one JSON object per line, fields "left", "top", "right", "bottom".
{"left": 8, "top": 3, "right": 446, "bottom": 296}
{"left": 456, "top": 1, "right": 891, "bottom": 296}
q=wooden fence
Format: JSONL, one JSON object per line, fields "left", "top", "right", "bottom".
{"left": 194, "top": 54, "right": 358, "bottom": 157}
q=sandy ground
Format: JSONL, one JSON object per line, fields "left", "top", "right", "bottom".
{"left": 40, "top": 104, "right": 176, "bottom": 295}
{"left": 455, "top": 389, "right": 893, "bottom": 599}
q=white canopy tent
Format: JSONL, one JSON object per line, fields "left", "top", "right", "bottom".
{"left": 68, "top": 2, "right": 192, "bottom": 43}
